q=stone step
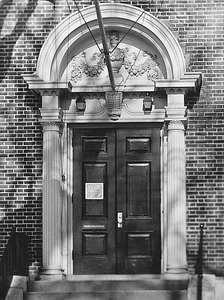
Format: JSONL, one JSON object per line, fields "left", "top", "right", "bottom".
{"left": 24, "top": 290, "right": 187, "bottom": 300}
{"left": 27, "top": 279, "right": 188, "bottom": 293}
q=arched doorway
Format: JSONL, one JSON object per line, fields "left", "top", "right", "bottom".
{"left": 23, "top": 3, "right": 201, "bottom": 277}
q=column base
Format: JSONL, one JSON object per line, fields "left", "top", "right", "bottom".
{"left": 40, "top": 266, "right": 65, "bottom": 280}
{"left": 167, "top": 265, "right": 188, "bottom": 273}
{"left": 165, "top": 265, "right": 189, "bottom": 280}
{"left": 40, "top": 274, "right": 65, "bottom": 281}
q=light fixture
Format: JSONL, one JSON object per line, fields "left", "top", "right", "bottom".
{"left": 76, "top": 94, "right": 86, "bottom": 112}
{"left": 143, "top": 93, "right": 153, "bottom": 114}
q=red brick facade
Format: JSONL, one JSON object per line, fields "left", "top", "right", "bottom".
{"left": 0, "top": 0, "right": 224, "bottom": 277}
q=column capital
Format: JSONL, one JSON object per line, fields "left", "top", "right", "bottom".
{"left": 167, "top": 120, "right": 186, "bottom": 131}
{"left": 40, "top": 120, "right": 64, "bottom": 134}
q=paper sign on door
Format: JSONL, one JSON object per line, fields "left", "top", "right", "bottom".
{"left": 85, "top": 183, "right": 104, "bottom": 200}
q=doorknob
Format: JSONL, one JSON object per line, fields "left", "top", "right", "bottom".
{"left": 117, "top": 212, "right": 123, "bottom": 228}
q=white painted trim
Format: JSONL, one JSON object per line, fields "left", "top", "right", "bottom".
{"left": 61, "top": 123, "right": 68, "bottom": 274}
{"left": 66, "top": 124, "right": 165, "bottom": 275}
{"left": 160, "top": 126, "right": 168, "bottom": 274}
{"left": 62, "top": 126, "right": 73, "bottom": 275}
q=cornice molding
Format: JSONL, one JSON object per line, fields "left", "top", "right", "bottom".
{"left": 156, "top": 72, "right": 202, "bottom": 94}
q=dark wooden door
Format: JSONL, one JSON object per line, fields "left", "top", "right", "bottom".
{"left": 73, "top": 129, "right": 116, "bottom": 274}
{"left": 116, "top": 128, "right": 161, "bottom": 274}
{"left": 73, "top": 127, "right": 161, "bottom": 274}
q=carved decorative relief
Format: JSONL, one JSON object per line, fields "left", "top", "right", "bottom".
{"left": 168, "top": 120, "right": 185, "bottom": 131}
{"left": 40, "top": 121, "right": 64, "bottom": 134}
{"left": 109, "top": 31, "right": 125, "bottom": 74}
{"left": 70, "top": 31, "right": 160, "bottom": 83}
{"left": 123, "top": 49, "right": 159, "bottom": 80}
{"left": 105, "top": 91, "right": 123, "bottom": 121}
{"left": 71, "top": 52, "right": 105, "bottom": 83}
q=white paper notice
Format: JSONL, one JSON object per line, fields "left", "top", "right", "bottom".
{"left": 85, "top": 183, "right": 104, "bottom": 199}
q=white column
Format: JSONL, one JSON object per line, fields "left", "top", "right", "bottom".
{"left": 166, "top": 120, "right": 188, "bottom": 275}
{"left": 40, "top": 121, "right": 64, "bottom": 275}
{"left": 38, "top": 89, "right": 64, "bottom": 277}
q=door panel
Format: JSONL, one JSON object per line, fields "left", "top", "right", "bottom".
{"left": 73, "top": 129, "right": 116, "bottom": 274}
{"left": 84, "top": 163, "right": 106, "bottom": 216}
{"left": 73, "top": 127, "right": 161, "bottom": 274}
{"left": 116, "top": 129, "right": 161, "bottom": 274}
{"left": 127, "top": 162, "right": 151, "bottom": 217}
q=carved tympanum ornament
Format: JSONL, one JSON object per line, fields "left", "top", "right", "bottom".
{"left": 70, "top": 31, "right": 160, "bottom": 83}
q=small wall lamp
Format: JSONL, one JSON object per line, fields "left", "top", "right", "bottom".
{"left": 143, "top": 93, "right": 153, "bottom": 114}
{"left": 76, "top": 94, "right": 86, "bottom": 112}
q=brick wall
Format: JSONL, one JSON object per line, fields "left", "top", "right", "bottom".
{"left": 177, "top": 0, "right": 224, "bottom": 275}
{"left": 0, "top": 0, "right": 224, "bottom": 276}
{"left": 0, "top": 0, "right": 54, "bottom": 277}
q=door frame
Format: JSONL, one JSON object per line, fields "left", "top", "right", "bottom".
{"left": 62, "top": 122, "right": 166, "bottom": 275}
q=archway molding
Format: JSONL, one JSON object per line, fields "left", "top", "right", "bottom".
{"left": 36, "top": 3, "right": 186, "bottom": 82}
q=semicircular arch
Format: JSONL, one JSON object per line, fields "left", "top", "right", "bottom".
{"left": 37, "top": 3, "right": 186, "bottom": 82}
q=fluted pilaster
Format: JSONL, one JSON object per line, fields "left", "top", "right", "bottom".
{"left": 41, "top": 121, "right": 64, "bottom": 275}
{"left": 166, "top": 120, "right": 188, "bottom": 275}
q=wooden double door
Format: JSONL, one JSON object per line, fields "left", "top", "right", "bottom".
{"left": 73, "top": 127, "right": 161, "bottom": 274}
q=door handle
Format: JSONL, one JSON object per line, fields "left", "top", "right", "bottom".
{"left": 117, "top": 212, "right": 123, "bottom": 228}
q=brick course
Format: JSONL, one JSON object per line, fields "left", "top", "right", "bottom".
{"left": 0, "top": 0, "right": 224, "bottom": 276}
